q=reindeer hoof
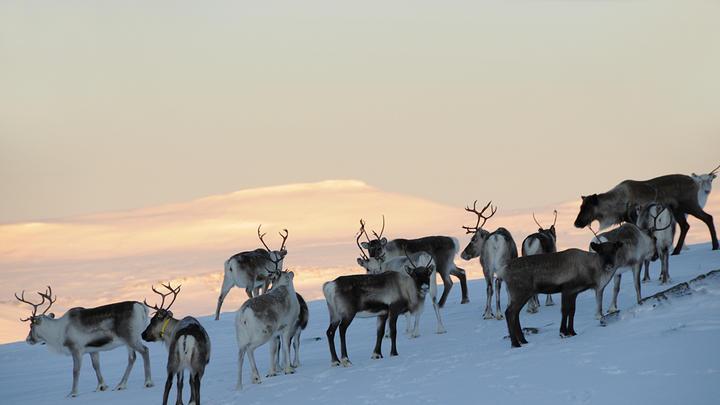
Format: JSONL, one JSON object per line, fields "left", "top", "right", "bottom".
{"left": 144, "top": 381, "right": 154, "bottom": 388}
{"left": 284, "top": 368, "right": 295, "bottom": 375}
{"left": 370, "top": 353, "right": 383, "bottom": 359}
{"left": 291, "top": 362, "right": 300, "bottom": 368}
{"left": 330, "top": 360, "right": 341, "bottom": 367}
{"left": 390, "top": 351, "right": 399, "bottom": 357}
{"left": 266, "top": 372, "right": 278, "bottom": 378}
{"left": 341, "top": 358, "right": 352, "bottom": 367}
{"left": 67, "top": 392, "right": 79, "bottom": 398}
{"left": 495, "top": 314, "right": 504, "bottom": 320}
{"left": 436, "top": 328, "right": 447, "bottom": 334}
{"left": 252, "top": 376, "right": 262, "bottom": 384}
{"left": 95, "top": 384, "right": 109, "bottom": 392}
{"left": 461, "top": 298, "right": 470, "bottom": 304}
{"left": 114, "top": 384, "right": 127, "bottom": 391}
{"left": 483, "top": 313, "right": 494, "bottom": 320}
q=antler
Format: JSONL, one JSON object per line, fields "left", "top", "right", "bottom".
{"left": 710, "top": 163, "right": 720, "bottom": 175}
{"left": 587, "top": 225, "right": 602, "bottom": 242}
{"left": 15, "top": 290, "right": 45, "bottom": 322}
{"left": 278, "top": 229, "right": 289, "bottom": 252}
{"left": 144, "top": 283, "right": 181, "bottom": 312}
{"left": 257, "top": 224, "right": 285, "bottom": 273}
{"left": 404, "top": 248, "right": 418, "bottom": 269}
{"left": 371, "top": 215, "right": 385, "bottom": 240}
{"left": 462, "top": 200, "right": 496, "bottom": 233}
{"left": 532, "top": 212, "right": 543, "bottom": 229}
{"left": 356, "top": 220, "right": 369, "bottom": 260}
{"left": 37, "top": 286, "right": 56, "bottom": 316}
{"left": 552, "top": 210, "right": 558, "bottom": 227}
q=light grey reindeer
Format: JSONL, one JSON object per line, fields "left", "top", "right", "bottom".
{"left": 691, "top": 164, "right": 718, "bottom": 213}
{"left": 355, "top": 220, "right": 446, "bottom": 335}
{"left": 360, "top": 215, "right": 469, "bottom": 307}
{"left": 142, "top": 283, "right": 211, "bottom": 405}
{"left": 215, "top": 226, "right": 289, "bottom": 320}
{"left": 502, "top": 241, "right": 626, "bottom": 347}
{"left": 16, "top": 286, "right": 153, "bottom": 398}
{"left": 589, "top": 223, "right": 659, "bottom": 317}
{"left": 521, "top": 210, "right": 558, "bottom": 312}
{"left": 460, "top": 200, "right": 518, "bottom": 320}
{"left": 272, "top": 292, "right": 309, "bottom": 371}
{"left": 235, "top": 270, "right": 299, "bottom": 390}
{"left": 574, "top": 173, "right": 717, "bottom": 254}
{"left": 635, "top": 203, "right": 675, "bottom": 283}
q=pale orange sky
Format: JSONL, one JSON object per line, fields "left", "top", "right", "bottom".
{"left": 1, "top": 1, "right": 719, "bottom": 222}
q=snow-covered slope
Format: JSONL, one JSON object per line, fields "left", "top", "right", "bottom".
{"left": 1, "top": 244, "right": 719, "bottom": 404}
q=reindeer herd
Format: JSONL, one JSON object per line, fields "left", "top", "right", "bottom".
{"left": 13, "top": 167, "right": 719, "bottom": 403}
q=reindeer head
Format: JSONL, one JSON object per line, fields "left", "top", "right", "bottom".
{"left": 533, "top": 210, "right": 557, "bottom": 241}
{"left": 589, "top": 240, "right": 625, "bottom": 272}
{"left": 359, "top": 216, "right": 387, "bottom": 260}
{"left": 142, "top": 283, "right": 181, "bottom": 342}
{"left": 15, "top": 286, "right": 56, "bottom": 345}
{"left": 257, "top": 225, "right": 289, "bottom": 283}
{"left": 403, "top": 250, "right": 435, "bottom": 296}
{"left": 355, "top": 219, "right": 385, "bottom": 272}
{"left": 270, "top": 270, "right": 295, "bottom": 289}
{"left": 460, "top": 200, "right": 496, "bottom": 260}
{"left": 574, "top": 194, "right": 604, "bottom": 229}
{"left": 692, "top": 169, "right": 717, "bottom": 196}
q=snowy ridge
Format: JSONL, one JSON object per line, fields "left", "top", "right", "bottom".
{"left": 0, "top": 244, "right": 719, "bottom": 404}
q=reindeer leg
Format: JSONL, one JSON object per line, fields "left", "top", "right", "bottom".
{"left": 69, "top": 350, "right": 82, "bottom": 397}
{"left": 215, "top": 274, "right": 235, "bottom": 320}
{"left": 326, "top": 321, "right": 341, "bottom": 366}
{"left": 175, "top": 372, "right": 184, "bottom": 405}
{"left": 642, "top": 260, "right": 651, "bottom": 282}
{"left": 494, "top": 278, "right": 504, "bottom": 320}
{"left": 595, "top": 286, "right": 605, "bottom": 320}
{"left": 162, "top": 372, "right": 174, "bottom": 404}
{"left": 450, "top": 266, "right": 470, "bottom": 304}
{"left": 560, "top": 292, "right": 570, "bottom": 337}
{"left": 661, "top": 250, "right": 671, "bottom": 284}
{"left": 247, "top": 348, "right": 262, "bottom": 384}
{"left": 282, "top": 330, "right": 294, "bottom": 374}
{"left": 188, "top": 372, "right": 197, "bottom": 405}
{"left": 266, "top": 336, "right": 279, "bottom": 377}
{"left": 115, "top": 346, "right": 137, "bottom": 390}
{"left": 438, "top": 273, "right": 454, "bottom": 308}
{"left": 130, "top": 340, "right": 153, "bottom": 388}
{"left": 567, "top": 292, "right": 579, "bottom": 336}
{"left": 431, "top": 291, "right": 447, "bottom": 334}
{"left": 672, "top": 210, "right": 690, "bottom": 255}
{"left": 372, "top": 314, "right": 387, "bottom": 359}
{"left": 686, "top": 204, "right": 719, "bottom": 251}
{"left": 90, "top": 352, "right": 108, "bottom": 392}
{"left": 545, "top": 294, "right": 554, "bottom": 306}
{"left": 235, "top": 347, "right": 246, "bottom": 390}
{"left": 632, "top": 264, "right": 642, "bottom": 304}
{"left": 483, "top": 277, "right": 494, "bottom": 319}
{"left": 609, "top": 273, "right": 621, "bottom": 313}
{"left": 388, "top": 306, "right": 401, "bottom": 356}
{"left": 339, "top": 316, "right": 354, "bottom": 366}
{"left": 292, "top": 329, "right": 301, "bottom": 368}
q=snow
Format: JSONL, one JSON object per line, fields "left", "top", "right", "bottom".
{"left": 1, "top": 244, "right": 719, "bottom": 404}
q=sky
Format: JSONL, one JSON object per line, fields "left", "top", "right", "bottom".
{"left": 1, "top": 1, "right": 719, "bottom": 342}
{"left": 1, "top": 0, "right": 719, "bottom": 223}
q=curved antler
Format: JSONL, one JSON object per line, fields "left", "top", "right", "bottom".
{"left": 532, "top": 212, "right": 543, "bottom": 228}
{"left": 404, "top": 248, "right": 417, "bottom": 269}
{"left": 356, "top": 220, "right": 369, "bottom": 260}
{"left": 37, "top": 286, "right": 56, "bottom": 316}
{"left": 144, "top": 283, "right": 181, "bottom": 312}
{"left": 552, "top": 210, "right": 558, "bottom": 227}
{"left": 257, "top": 224, "right": 286, "bottom": 273}
{"left": 371, "top": 215, "right": 385, "bottom": 240}
{"left": 462, "top": 200, "right": 496, "bottom": 233}
{"left": 15, "top": 290, "right": 45, "bottom": 322}
{"left": 710, "top": 163, "right": 720, "bottom": 175}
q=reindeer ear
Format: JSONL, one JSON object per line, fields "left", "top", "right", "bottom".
{"left": 48, "top": 313, "right": 55, "bottom": 319}
{"left": 590, "top": 242, "right": 599, "bottom": 252}
{"left": 360, "top": 242, "right": 370, "bottom": 249}
{"left": 380, "top": 237, "right": 388, "bottom": 246}
{"left": 692, "top": 172, "right": 697, "bottom": 176}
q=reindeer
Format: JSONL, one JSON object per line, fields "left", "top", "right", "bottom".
{"left": 142, "top": 283, "right": 211, "bottom": 405}
{"left": 502, "top": 241, "right": 625, "bottom": 347}
{"left": 589, "top": 223, "right": 660, "bottom": 317}
{"left": 634, "top": 204, "right": 675, "bottom": 283}
{"left": 235, "top": 270, "right": 299, "bottom": 390}
{"left": 323, "top": 261, "right": 434, "bottom": 366}
{"left": 573, "top": 174, "right": 718, "bottom": 254}
{"left": 15, "top": 286, "right": 153, "bottom": 397}
{"left": 460, "top": 200, "right": 518, "bottom": 320}
{"left": 215, "top": 226, "right": 289, "bottom": 320}
{"left": 355, "top": 220, "right": 447, "bottom": 335}
{"left": 521, "top": 210, "right": 559, "bottom": 312}
{"left": 359, "top": 216, "right": 468, "bottom": 307}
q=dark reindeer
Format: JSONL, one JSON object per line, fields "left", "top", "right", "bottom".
{"left": 460, "top": 200, "right": 518, "bottom": 320}
{"left": 503, "top": 241, "right": 625, "bottom": 348}
{"left": 521, "top": 210, "right": 558, "bottom": 311}
{"left": 142, "top": 283, "right": 211, "bottom": 405}
{"left": 215, "top": 226, "right": 289, "bottom": 319}
{"left": 360, "top": 216, "right": 468, "bottom": 307}
{"left": 574, "top": 174, "right": 718, "bottom": 254}
{"left": 16, "top": 286, "right": 153, "bottom": 397}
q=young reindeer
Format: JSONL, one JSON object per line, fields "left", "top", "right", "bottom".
{"left": 355, "top": 220, "right": 447, "bottom": 335}
{"left": 235, "top": 270, "right": 299, "bottom": 390}
{"left": 521, "top": 210, "right": 559, "bottom": 312}
{"left": 323, "top": 258, "right": 434, "bottom": 366}
{"left": 215, "top": 226, "right": 289, "bottom": 320}
{"left": 272, "top": 292, "right": 309, "bottom": 371}
{"left": 589, "top": 222, "right": 660, "bottom": 317}
{"left": 460, "top": 200, "right": 518, "bottom": 320}
{"left": 360, "top": 216, "right": 468, "bottom": 307}
{"left": 502, "top": 241, "right": 625, "bottom": 347}
{"left": 635, "top": 204, "right": 676, "bottom": 283}
{"left": 573, "top": 173, "right": 718, "bottom": 254}
{"left": 15, "top": 286, "right": 153, "bottom": 398}
{"left": 142, "top": 283, "right": 211, "bottom": 405}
